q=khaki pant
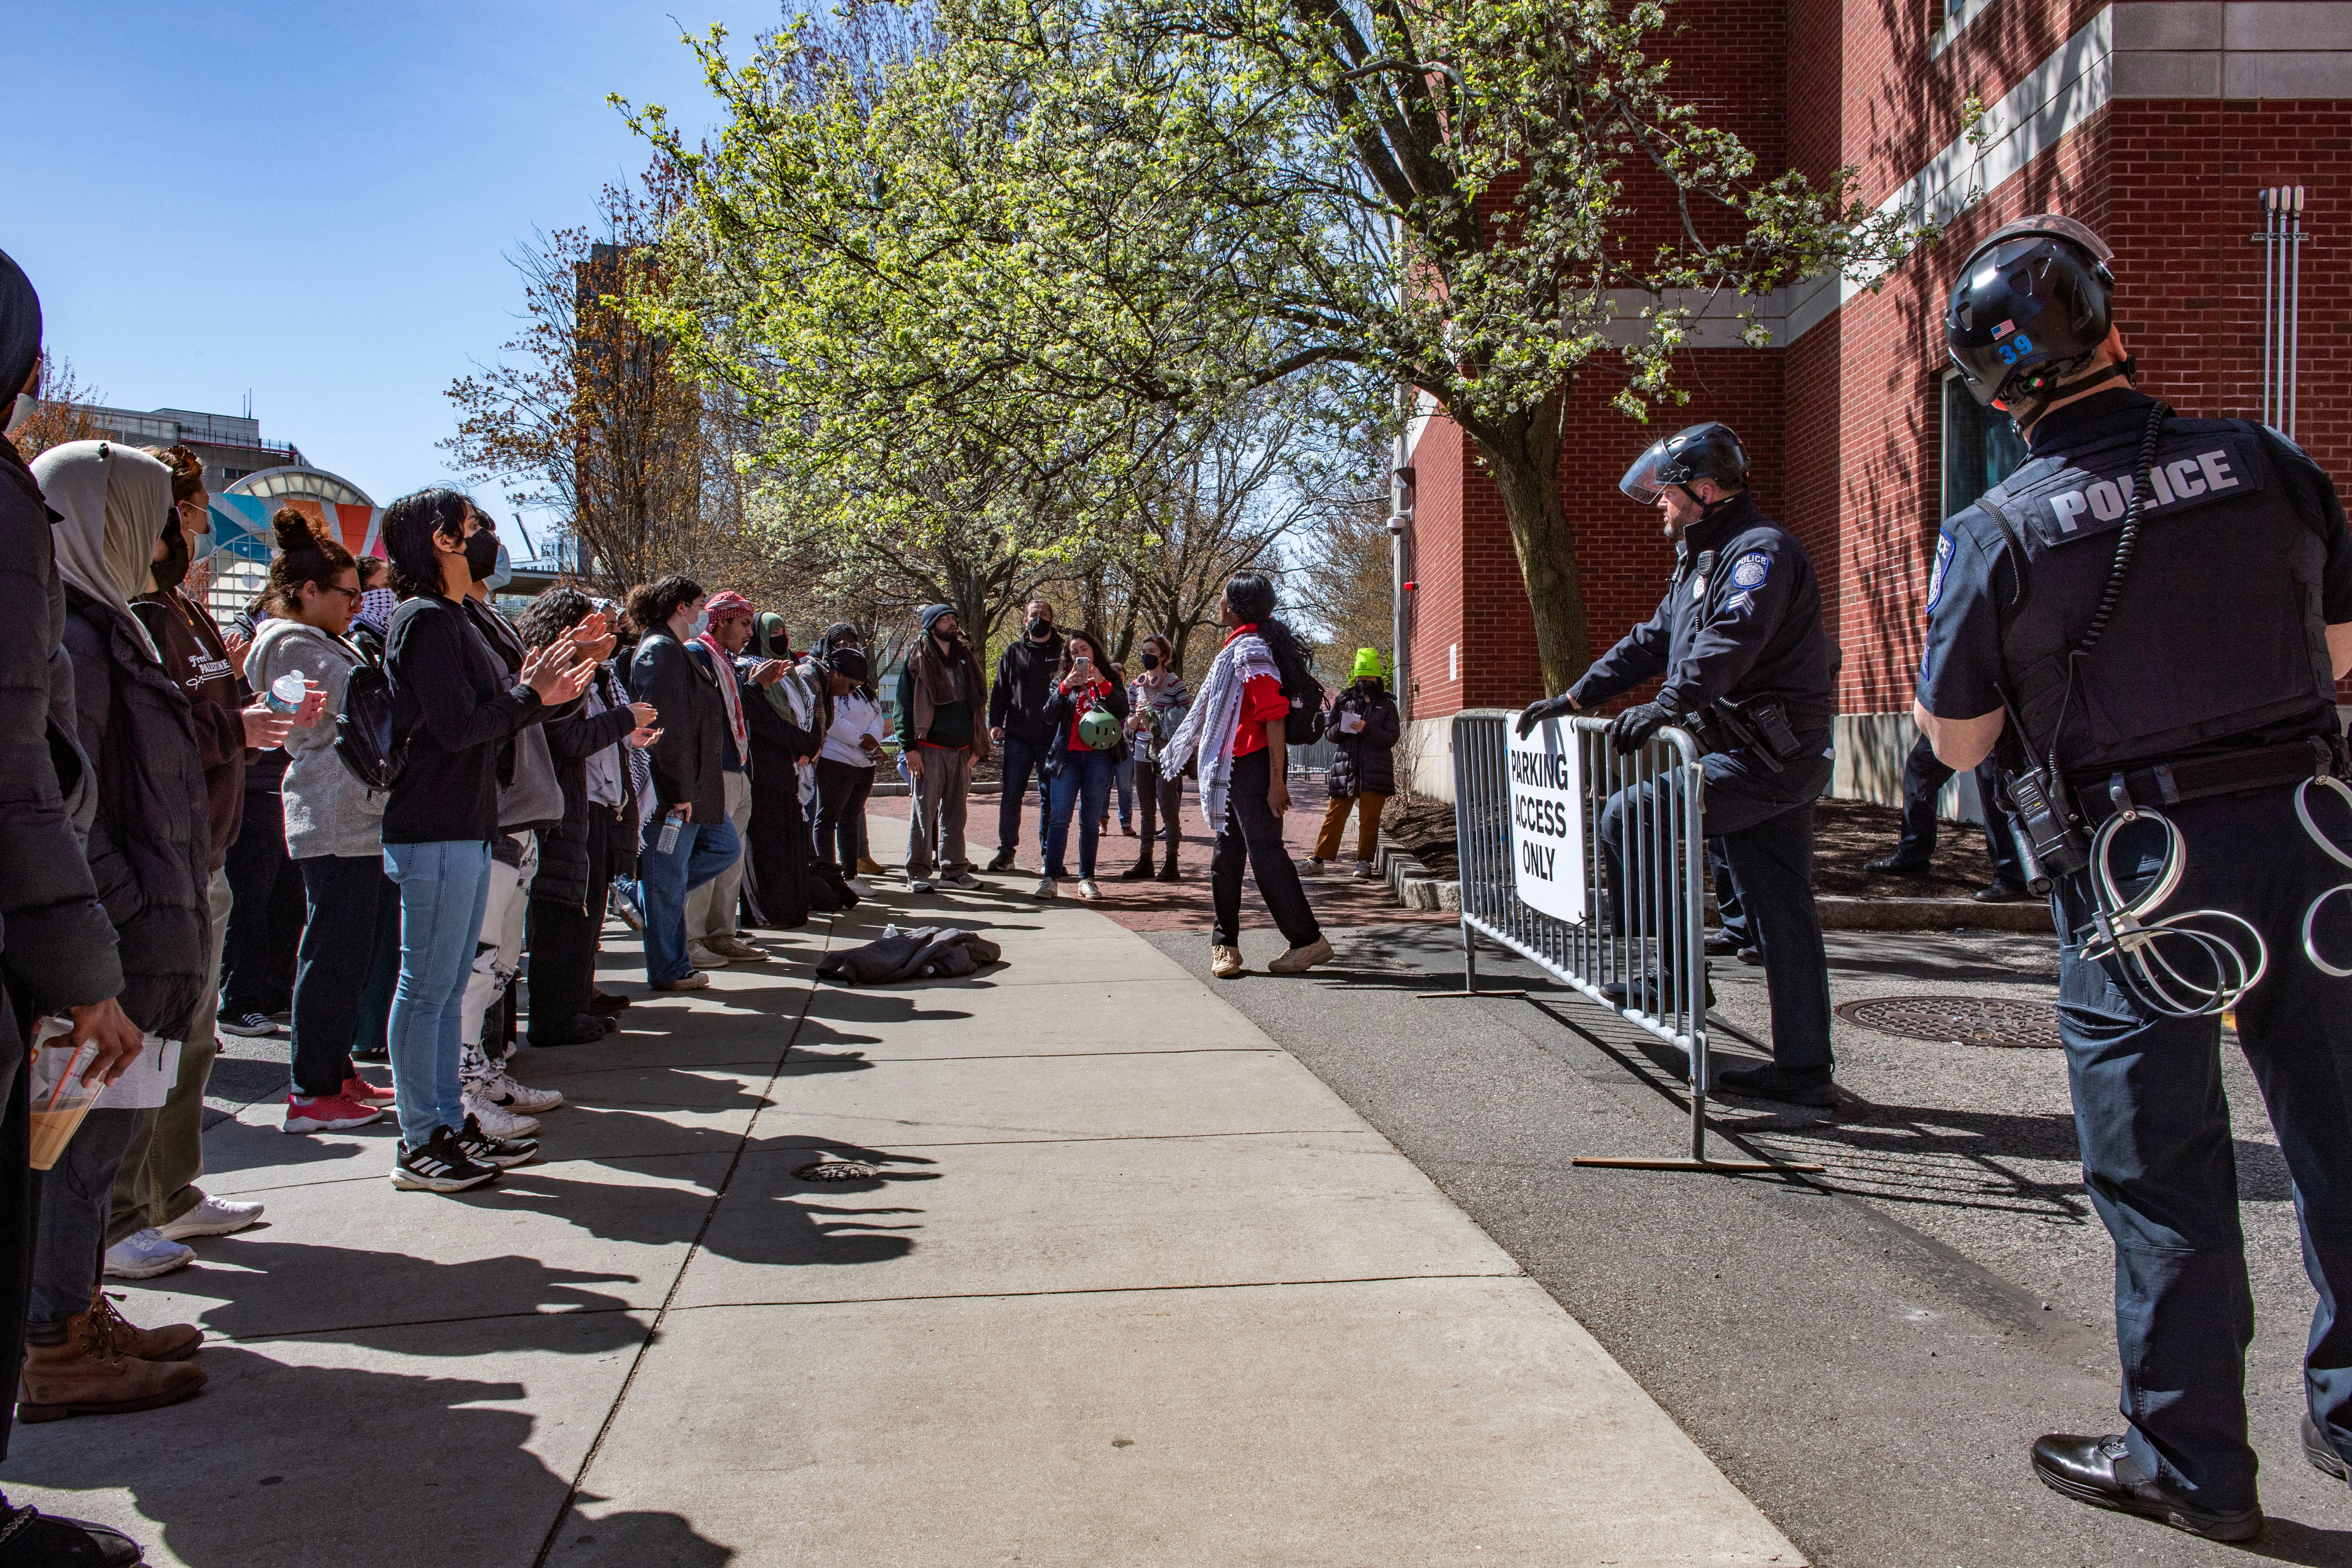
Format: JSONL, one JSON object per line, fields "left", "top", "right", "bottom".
{"left": 905, "top": 746, "right": 972, "bottom": 879}
{"left": 685, "top": 769, "right": 754, "bottom": 940}
{"left": 109, "top": 866, "right": 230, "bottom": 1244}
{"left": 1314, "top": 790, "right": 1387, "bottom": 866}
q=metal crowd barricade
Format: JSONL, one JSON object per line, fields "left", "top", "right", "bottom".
{"left": 1440, "top": 710, "right": 1817, "bottom": 1174}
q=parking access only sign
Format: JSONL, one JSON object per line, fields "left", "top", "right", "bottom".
{"left": 1506, "top": 719, "right": 1587, "bottom": 925}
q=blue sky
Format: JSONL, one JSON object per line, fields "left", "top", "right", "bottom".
{"left": 4, "top": 1, "right": 784, "bottom": 554}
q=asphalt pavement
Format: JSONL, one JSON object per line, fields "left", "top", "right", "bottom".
{"left": 1149, "top": 918, "right": 2352, "bottom": 1568}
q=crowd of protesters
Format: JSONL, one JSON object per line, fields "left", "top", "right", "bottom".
{"left": 0, "top": 246, "right": 1383, "bottom": 1561}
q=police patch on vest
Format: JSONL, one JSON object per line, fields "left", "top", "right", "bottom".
{"left": 1925, "top": 531, "right": 1954, "bottom": 613}
{"left": 2014, "top": 431, "right": 2268, "bottom": 547}
{"left": 1730, "top": 552, "right": 1769, "bottom": 588}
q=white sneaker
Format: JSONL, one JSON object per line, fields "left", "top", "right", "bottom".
{"left": 103, "top": 1228, "right": 194, "bottom": 1280}
{"left": 685, "top": 943, "right": 731, "bottom": 969}
{"left": 482, "top": 1068, "right": 563, "bottom": 1114}
{"left": 156, "top": 1193, "right": 265, "bottom": 1241}
{"left": 462, "top": 1091, "right": 540, "bottom": 1139}
{"left": 1297, "top": 859, "right": 1326, "bottom": 877}
{"left": 847, "top": 877, "right": 875, "bottom": 897}
{"left": 1034, "top": 875, "right": 1058, "bottom": 898}
{"left": 1076, "top": 879, "right": 1101, "bottom": 900}
{"left": 1351, "top": 859, "right": 1379, "bottom": 880}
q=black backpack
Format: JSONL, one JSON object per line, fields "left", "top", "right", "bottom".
{"left": 334, "top": 661, "right": 410, "bottom": 791}
{"left": 1263, "top": 622, "right": 1328, "bottom": 746}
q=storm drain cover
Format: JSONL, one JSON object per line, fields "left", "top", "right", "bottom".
{"left": 792, "top": 1160, "right": 880, "bottom": 1181}
{"left": 1833, "top": 994, "right": 2062, "bottom": 1049}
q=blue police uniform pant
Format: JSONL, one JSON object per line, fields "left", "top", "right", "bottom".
{"left": 1895, "top": 730, "right": 2025, "bottom": 882}
{"left": 2048, "top": 787, "right": 2352, "bottom": 1513}
{"left": 1601, "top": 737, "right": 1835, "bottom": 1076}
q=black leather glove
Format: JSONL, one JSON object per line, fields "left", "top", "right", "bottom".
{"left": 1606, "top": 701, "right": 1673, "bottom": 755}
{"left": 1514, "top": 694, "right": 1577, "bottom": 739}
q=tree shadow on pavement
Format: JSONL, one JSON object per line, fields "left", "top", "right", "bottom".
{"left": 0, "top": 1348, "right": 735, "bottom": 1568}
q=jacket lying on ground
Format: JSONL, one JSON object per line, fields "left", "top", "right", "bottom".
{"left": 814, "top": 925, "right": 1003, "bottom": 985}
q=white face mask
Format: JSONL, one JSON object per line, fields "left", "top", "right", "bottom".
{"left": 4, "top": 393, "right": 33, "bottom": 437}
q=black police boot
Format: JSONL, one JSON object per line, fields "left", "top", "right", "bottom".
{"left": 1116, "top": 852, "right": 1156, "bottom": 880}
{"left": 984, "top": 849, "right": 1018, "bottom": 873}
{"left": 2306, "top": 1413, "right": 2350, "bottom": 1485}
{"left": 1974, "top": 877, "right": 2033, "bottom": 903}
{"left": 0, "top": 1503, "right": 145, "bottom": 1565}
{"left": 1715, "top": 1062, "right": 1838, "bottom": 1108}
{"left": 2030, "top": 1434, "right": 2261, "bottom": 1541}
{"left": 1864, "top": 853, "right": 1932, "bottom": 876}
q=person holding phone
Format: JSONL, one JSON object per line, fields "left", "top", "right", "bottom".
{"left": 816, "top": 646, "right": 887, "bottom": 894}
{"left": 1038, "top": 629, "right": 1130, "bottom": 900}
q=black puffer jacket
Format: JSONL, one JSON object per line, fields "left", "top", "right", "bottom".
{"left": 61, "top": 591, "right": 212, "bottom": 1037}
{"left": 531, "top": 664, "right": 638, "bottom": 910}
{"left": 0, "top": 438, "right": 122, "bottom": 1017}
{"left": 1326, "top": 683, "right": 1401, "bottom": 799}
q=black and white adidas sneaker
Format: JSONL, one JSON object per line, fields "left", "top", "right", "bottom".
{"left": 459, "top": 1113, "right": 540, "bottom": 1168}
{"left": 392, "top": 1126, "right": 498, "bottom": 1192}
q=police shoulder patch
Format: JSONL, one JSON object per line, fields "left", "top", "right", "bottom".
{"left": 1925, "top": 531, "right": 1955, "bottom": 614}
{"left": 1730, "top": 551, "right": 1770, "bottom": 589}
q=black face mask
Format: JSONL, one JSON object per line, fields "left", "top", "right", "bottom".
{"left": 152, "top": 517, "right": 190, "bottom": 593}
{"left": 1140, "top": 651, "right": 1160, "bottom": 670}
{"left": 463, "top": 530, "right": 500, "bottom": 583}
{"left": 1027, "top": 618, "right": 1053, "bottom": 640}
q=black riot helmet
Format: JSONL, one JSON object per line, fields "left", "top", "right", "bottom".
{"left": 1620, "top": 422, "right": 1748, "bottom": 512}
{"left": 1945, "top": 215, "right": 2119, "bottom": 422}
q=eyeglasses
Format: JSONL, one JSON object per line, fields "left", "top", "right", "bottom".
{"left": 322, "top": 585, "right": 362, "bottom": 603}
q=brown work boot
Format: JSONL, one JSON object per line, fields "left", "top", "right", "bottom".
{"left": 90, "top": 1286, "right": 202, "bottom": 1363}
{"left": 17, "top": 1312, "right": 207, "bottom": 1423}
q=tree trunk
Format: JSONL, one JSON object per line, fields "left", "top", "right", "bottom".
{"left": 1461, "top": 396, "right": 1590, "bottom": 696}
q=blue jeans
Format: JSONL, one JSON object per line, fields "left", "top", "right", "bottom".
{"left": 1113, "top": 757, "right": 1136, "bottom": 825}
{"left": 383, "top": 839, "right": 495, "bottom": 1147}
{"left": 640, "top": 812, "right": 743, "bottom": 984}
{"left": 995, "top": 734, "right": 1054, "bottom": 855}
{"left": 1044, "top": 750, "right": 1116, "bottom": 878}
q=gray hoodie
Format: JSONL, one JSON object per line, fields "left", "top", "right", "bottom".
{"left": 248, "top": 615, "right": 385, "bottom": 860}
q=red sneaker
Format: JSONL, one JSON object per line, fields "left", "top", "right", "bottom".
{"left": 285, "top": 1093, "right": 384, "bottom": 1134}
{"left": 342, "top": 1074, "right": 395, "bottom": 1104}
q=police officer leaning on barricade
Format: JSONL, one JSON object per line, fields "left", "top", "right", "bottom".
{"left": 1918, "top": 213, "right": 2352, "bottom": 1541}
{"left": 1516, "top": 422, "right": 1843, "bottom": 1107}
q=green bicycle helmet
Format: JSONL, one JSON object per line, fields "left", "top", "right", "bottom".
{"left": 1078, "top": 708, "right": 1123, "bottom": 751}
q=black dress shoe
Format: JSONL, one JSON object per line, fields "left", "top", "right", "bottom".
{"left": 1974, "top": 878, "right": 2034, "bottom": 904}
{"left": 1864, "top": 853, "right": 1933, "bottom": 876}
{"left": 2306, "top": 1412, "right": 2350, "bottom": 1484}
{"left": 2030, "top": 1434, "right": 2262, "bottom": 1541}
{"left": 0, "top": 1506, "right": 145, "bottom": 1565}
{"left": 984, "top": 849, "right": 1018, "bottom": 872}
{"left": 1715, "top": 1062, "right": 1838, "bottom": 1107}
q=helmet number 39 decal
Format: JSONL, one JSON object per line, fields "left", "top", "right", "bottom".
{"left": 1995, "top": 333, "right": 2036, "bottom": 365}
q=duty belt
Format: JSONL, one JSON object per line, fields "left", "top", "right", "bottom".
{"left": 2071, "top": 734, "right": 2349, "bottom": 827}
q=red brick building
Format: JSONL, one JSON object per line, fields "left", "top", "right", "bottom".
{"left": 1401, "top": 2, "right": 2352, "bottom": 810}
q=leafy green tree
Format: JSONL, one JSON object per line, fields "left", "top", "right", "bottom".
{"left": 627, "top": 0, "right": 1928, "bottom": 689}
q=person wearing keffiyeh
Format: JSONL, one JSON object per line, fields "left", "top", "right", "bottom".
{"left": 682, "top": 590, "right": 768, "bottom": 965}
{"left": 1157, "top": 573, "right": 1331, "bottom": 979}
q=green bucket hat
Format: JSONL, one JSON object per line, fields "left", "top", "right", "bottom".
{"left": 1350, "top": 647, "right": 1386, "bottom": 681}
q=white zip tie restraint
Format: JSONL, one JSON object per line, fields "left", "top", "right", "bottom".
{"left": 2081, "top": 804, "right": 2269, "bottom": 1018}
{"left": 2295, "top": 774, "right": 2352, "bottom": 978}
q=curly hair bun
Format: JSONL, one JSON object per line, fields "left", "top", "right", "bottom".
{"left": 272, "top": 507, "right": 327, "bottom": 552}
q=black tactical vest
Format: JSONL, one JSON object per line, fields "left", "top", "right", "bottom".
{"left": 1971, "top": 413, "right": 2334, "bottom": 774}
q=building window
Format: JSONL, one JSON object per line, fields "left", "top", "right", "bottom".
{"left": 1941, "top": 371, "right": 2028, "bottom": 520}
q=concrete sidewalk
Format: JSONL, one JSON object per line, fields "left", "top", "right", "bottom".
{"left": 2, "top": 867, "right": 1803, "bottom": 1566}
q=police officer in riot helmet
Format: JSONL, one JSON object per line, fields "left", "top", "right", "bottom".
{"left": 1921, "top": 213, "right": 2352, "bottom": 1541}
{"left": 1516, "top": 421, "right": 1843, "bottom": 1106}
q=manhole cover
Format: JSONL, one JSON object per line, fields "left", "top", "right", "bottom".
{"left": 1832, "top": 994, "right": 2062, "bottom": 1049}
{"left": 792, "top": 1160, "right": 880, "bottom": 1181}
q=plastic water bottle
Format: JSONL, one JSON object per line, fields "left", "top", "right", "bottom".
{"left": 656, "top": 807, "right": 685, "bottom": 855}
{"left": 265, "top": 669, "right": 306, "bottom": 715}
